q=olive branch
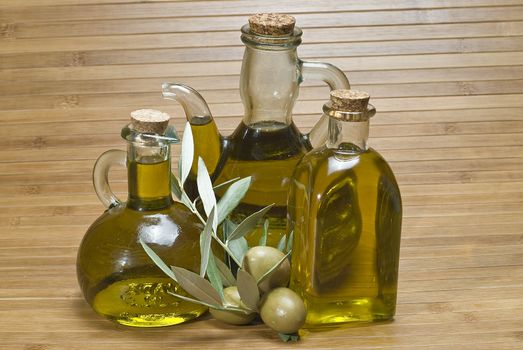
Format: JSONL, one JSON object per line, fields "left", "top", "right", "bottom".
{"left": 140, "top": 123, "right": 295, "bottom": 336}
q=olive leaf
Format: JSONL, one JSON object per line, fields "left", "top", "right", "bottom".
{"left": 219, "top": 219, "right": 244, "bottom": 267}
{"left": 222, "top": 218, "right": 238, "bottom": 239}
{"left": 197, "top": 157, "right": 217, "bottom": 221}
{"left": 167, "top": 290, "right": 248, "bottom": 314}
{"left": 164, "top": 125, "right": 180, "bottom": 142}
{"left": 259, "top": 219, "right": 269, "bottom": 246}
{"left": 212, "top": 177, "right": 240, "bottom": 192}
{"left": 226, "top": 204, "right": 274, "bottom": 242}
{"left": 214, "top": 256, "right": 236, "bottom": 287}
{"left": 278, "top": 333, "right": 299, "bottom": 342}
{"left": 227, "top": 236, "right": 249, "bottom": 264}
{"left": 181, "top": 191, "right": 195, "bottom": 211}
{"left": 216, "top": 177, "right": 251, "bottom": 224}
{"left": 178, "top": 157, "right": 183, "bottom": 182}
{"left": 236, "top": 269, "right": 260, "bottom": 312}
{"left": 167, "top": 291, "right": 252, "bottom": 315}
{"left": 171, "top": 266, "right": 222, "bottom": 307}
{"left": 277, "top": 234, "right": 287, "bottom": 252}
{"left": 140, "top": 239, "right": 177, "bottom": 282}
{"left": 286, "top": 230, "right": 294, "bottom": 253}
{"left": 257, "top": 251, "right": 291, "bottom": 285}
{"left": 167, "top": 291, "right": 220, "bottom": 309}
{"left": 206, "top": 253, "right": 224, "bottom": 300}
{"left": 180, "top": 122, "right": 194, "bottom": 185}
{"left": 190, "top": 177, "right": 241, "bottom": 206}
{"left": 199, "top": 206, "right": 215, "bottom": 278}
{"left": 170, "top": 173, "right": 183, "bottom": 201}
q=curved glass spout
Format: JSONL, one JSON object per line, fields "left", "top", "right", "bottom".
{"left": 162, "top": 83, "right": 213, "bottom": 125}
{"left": 161, "top": 83, "right": 222, "bottom": 197}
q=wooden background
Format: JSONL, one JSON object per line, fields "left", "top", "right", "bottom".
{"left": 1, "top": 0, "right": 523, "bottom": 349}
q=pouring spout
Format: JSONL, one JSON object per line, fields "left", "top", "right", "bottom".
{"left": 162, "top": 83, "right": 223, "bottom": 194}
{"left": 162, "top": 83, "right": 214, "bottom": 125}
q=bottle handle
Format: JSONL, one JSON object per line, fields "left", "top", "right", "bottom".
{"left": 299, "top": 60, "right": 351, "bottom": 148}
{"left": 92, "top": 149, "right": 127, "bottom": 208}
{"left": 299, "top": 60, "right": 350, "bottom": 90}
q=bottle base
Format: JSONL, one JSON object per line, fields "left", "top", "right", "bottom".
{"left": 303, "top": 314, "right": 394, "bottom": 329}
{"left": 302, "top": 296, "right": 396, "bottom": 329}
{"left": 105, "top": 311, "right": 207, "bottom": 328}
{"left": 89, "top": 277, "right": 207, "bottom": 327}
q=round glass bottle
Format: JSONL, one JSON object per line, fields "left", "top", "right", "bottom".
{"left": 76, "top": 110, "right": 206, "bottom": 327}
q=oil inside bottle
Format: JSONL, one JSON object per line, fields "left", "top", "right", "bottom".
{"left": 90, "top": 276, "right": 204, "bottom": 327}
{"left": 184, "top": 116, "right": 223, "bottom": 199}
{"left": 128, "top": 159, "right": 171, "bottom": 199}
{"left": 215, "top": 121, "right": 311, "bottom": 247}
{"left": 289, "top": 146, "right": 402, "bottom": 326}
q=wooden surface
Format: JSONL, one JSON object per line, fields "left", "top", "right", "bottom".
{"left": 1, "top": 1, "right": 523, "bottom": 349}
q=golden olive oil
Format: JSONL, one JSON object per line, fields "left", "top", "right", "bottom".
{"left": 215, "top": 121, "right": 311, "bottom": 247}
{"left": 289, "top": 147, "right": 402, "bottom": 326}
{"left": 77, "top": 158, "right": 207, "bottom": 327}
{"left": 91, "top": 277, "right": 204, "bottom": 327}
{"left": 128, "top": 159, "right": 171, "bottom": 199}
{"left": 184, "top": 116, "right": 223, "bottom": 199}
{"left": 190, "top": 116, "right": 222, "bottom": 177}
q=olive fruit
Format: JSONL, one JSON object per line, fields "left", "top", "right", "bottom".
{"left": 242, "top": 246, "right": 290, "bottom": 293}
{"left": 209, "top": 286, "right": 256, "bottom": 325}
{"left": 259, "top": 287, "right": 306, "bottom": 334}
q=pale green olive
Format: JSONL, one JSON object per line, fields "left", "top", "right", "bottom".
{"left": 242, "top": 246, "right": 290, "bottom": 293}
{"left": 259, "top": 287, "right": 306, "bottom": 334}
{"left": 209, "top": 286, "right": 256, "bottom": 325}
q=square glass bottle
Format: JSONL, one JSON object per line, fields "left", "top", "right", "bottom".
{"left": 288, "top": 90, "right": 402, "bottom": 327}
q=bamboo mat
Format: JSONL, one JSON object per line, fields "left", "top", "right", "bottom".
{"left": 1, "top": 1, "right": 523, "bottom": 349}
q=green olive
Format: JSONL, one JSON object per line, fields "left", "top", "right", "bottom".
{"left": 242, "top": 246, "right": 290, "bottom": 293}
{"left": 259, "top": 287, "right": 306, "bottom": 334}
{"left": 209, "top": 286, "right": 256, "bottom": 325}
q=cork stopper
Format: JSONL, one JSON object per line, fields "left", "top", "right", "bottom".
{"left": 130, "top": 109, "right": 171, "bottom": 134}
{"left": 330, "top": 89, "right": 370, "bottom": 113}
{"left": 248, "top": 13, "right": 295, "bottom": 36}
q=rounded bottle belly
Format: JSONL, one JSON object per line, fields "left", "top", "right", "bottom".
{"left": 76, "top": 204, "right": 206, "bottom": 327}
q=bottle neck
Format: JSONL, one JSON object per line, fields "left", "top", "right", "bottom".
{"left": 240, "top": 45, "right": 299, "bottom": 127}
{"left": 127, "top": 141, "right": 173, "bottom": 211}
{"left": 326, "top": 117, "right": 369, "bottom": 153}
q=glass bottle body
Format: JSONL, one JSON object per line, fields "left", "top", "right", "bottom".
{"left": 216, "top": 120, "right": 311, "bottom": 247}
{"left": 77, "top": 130, "right": 206, "bottom": 327}
{"left": 288, "top": 113, "right": 402, "bottom": 327}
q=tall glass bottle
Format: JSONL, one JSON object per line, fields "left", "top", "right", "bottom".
{"left": 163, "top": 14, "right": 350, "bottom": 248}
{"left": 76, "top": 110, "right": 206, "bottom": 327}
{"left": 288, "top": 90, "right": 402, "bottom": 327}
